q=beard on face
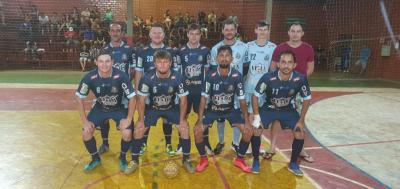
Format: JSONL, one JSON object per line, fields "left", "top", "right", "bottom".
{"left": 219, "top": 64, "right": 230, "bottom": 69}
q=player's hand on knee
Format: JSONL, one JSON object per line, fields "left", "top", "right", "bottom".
{"left": 252, "top": 114, "right": 261, "bottom": 129}
{"left": 119, "top": 118, "right": 131, "bottom": 130}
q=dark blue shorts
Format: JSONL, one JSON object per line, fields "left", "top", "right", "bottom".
{"left": 259, "top": 109, "right": 300, "bottom": 130}
{"left": 144, "top": 106, "right": 180, "bottom": 127}
{"left": 87, "top": 106, "right": 132, "bottom": 130}
{"left": 187, "top": 94, "right": 201, "bottom": 114}
{"left": 203, "top": 109, "right": 245, "bottom": 126}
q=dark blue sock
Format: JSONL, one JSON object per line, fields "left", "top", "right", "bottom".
{"left": 120, "top": 139, "right": 130, "bottom": 162}
{"left": 143, "top": 128, "right": 150, "bottom": 145}
{"left": 203, "top": 127, "right": 211, "bottom": 149}
{"left": 290, "top": 139, "right": 304, "bottom": 163}
{"left": 84, "top": 137, "right": 100, "bottom": 161}
{"left": 163, "top": 123, "right": 172, "bottom": 145}
{"left": 238, "top": 139, "right": 250, "bottom": 157}
{"left": 251, "top": 136, "right": 261, "bottom": 160}
{"left": 195, "top": 141, "right": 206, "bottom": 156}
{"left": 131, "top": 138, "right": 142, "bottom": 163}
{"left": 100, "top": 121, "right": 110, "bottom": 146}
{"left": 180, "top": 138, "right": 191, "bottom": 161}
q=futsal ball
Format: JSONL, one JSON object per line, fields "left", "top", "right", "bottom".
{"left": 163, "top": 161, "right": 179, "bottom": 179}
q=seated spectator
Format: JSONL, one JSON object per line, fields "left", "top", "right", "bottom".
{"left": 104, "top": 8, "right": 114, "bottom": 26}
{"left": 79, "top": 40, "right": 91, "bottom": 71}
{"left": 38, "top": 13, "right": 49, "bottom": 36}
{"left": 164, "top": 10, "right": 172, "bottom": 31}
{"left": 24, "top": 41, "right": 44, "bottom": 62}
{"left": 208, "top": 11, "right": 217, "bottom": 32}
{"left": 81, "top": 7, "right": 91, "bottom": 23}
{"left": 64, "top": 27, "right": 79, "bottom": 52}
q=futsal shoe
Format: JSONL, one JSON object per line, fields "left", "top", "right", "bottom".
{"left": 233, "top": 157, "right": 252, "bottom": 173}
{"left": 119, "top": 159, "right": 127, "bottom": 172}
{"left": 213, "top": 143, "right": 225, "bottom": 155}
{"left": 124, "top": 160, "right": 139, "bottom": 175}
{"left": 139, "top": 143, "right": 147, "bottom": 155}
{"left": 252, "top": 159, "right": 260, "bottom": 174}
{"left": 166, "top": 144, "right": 176, "bottom": 157}
{"left": 287, "top": 162, "right": 304, "bottom": 177}
{"left": 83, "top": 159, "right": 101, "bottom": 172}
{"left": 183, "top": 159, "right": 195, "bottom": 173}
{"left": 196, "top": 156, "right": 209, "bottom": 172}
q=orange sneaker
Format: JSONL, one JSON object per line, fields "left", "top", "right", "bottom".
{"left": 196, "top": 157, "right": 209, "bottom": 172}
{"left": 234, "top": 157, "right": 252, "bottom": 173}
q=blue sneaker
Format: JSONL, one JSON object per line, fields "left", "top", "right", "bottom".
{"left": 119, "top": 159, "right": 128, "bottom": 172}
{"left": 252, "top": 159, "right": 260, "bottom": 174}
{"left": 83, "top": 159, "right": 101, "bottom": 172}
{"left": 287, "top": 162, "right": 303, "bottom": 177}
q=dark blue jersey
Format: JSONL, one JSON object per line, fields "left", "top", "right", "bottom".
{"left": 178, "top": 44, "right": 210, "bottom": 95}
{"left": 103, "top": 41, "right": 136, "bottom": 78}
{"left": 135, "top": 44, "right": 178, "bottom": 73}
{"left": 254, "top": 71, "right": 311, "bottom": 111}
{"left": 201, "top": 67, "right": 245, "bottom": 112}
{"left": 76, "top": 68, "right": 136, "bottom": 112}
{"left": 138, "top": 69, "right": 188, "bottom": 111}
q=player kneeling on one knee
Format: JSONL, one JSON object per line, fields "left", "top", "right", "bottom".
{"left": 252, "top": 50, "right": 311, "bottom": 177}
{"left": 194, "top": 45, "right": 253, "bottom": 173}
{"left": 76, "top": 51, "right": 136, "bottom": 173}
{"left": 129, "top": 50, "right": 195, "bottom": 174}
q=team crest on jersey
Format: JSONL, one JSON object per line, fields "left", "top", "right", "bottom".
{"left": 91, "top": 75, "right": 98, "bottom": 80}
{"left": 141, "top": 84, "right": 149, "bottom": 93}
{"left": 289, "top": 89, "right": 295, "bottom": 96}
{"left": 260, "top": 83, "right": 267, "bottom": 91}
{"left": 227, "top": 85, "right": 234, "bottom": 92}
{"left": 264, "top": 54, "right": 270, "bottom": 61}
{"left": 111, "top": 86, "right": 118, "bottom": 93}
{"left": 96, "top": 87, "right": 101, "bottom": 94}
{"left": 113, "top": 74, "right": 120, "bottom": 79}
{"left": 153, "top": 86, "right": 157, "bottom": 93}
{"left": 185, "top": 64, "right": 202, "bottom": 78}
{"left": 198, "top": 55, "right": 203, "bottom": 62}
{"left": 80, "top": 83, "right": 89, "bottom": 94}
{"left": 168, "top": 86, "right": 174, "bottom": 94}
{"left": 293, "top": 77, "right": 300, "bottom": 81}
{"left": 270, "top": 77, "right": 277, "bottom": 81}
{"left": 235, "top": 53, "right": 241, "bottom": 59}
{"left": 122, "top": 54, "right": 128, "bottom": 61}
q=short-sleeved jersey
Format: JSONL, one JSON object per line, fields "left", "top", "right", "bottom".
{"left": 210, "top": 40, "right": 248, "bottom": 74}
{"left": 76, "top": 68, "right": 136, "bottom": 112}
{"left": 103, "top": 41, "right": 136, "bottom": 77}
{"left": 254, "top": 71, "right": 311, "bottom": 111}
{"left": 244, "top": 40, "right": 276, "bottom": 93}
{"left": 201, "top": 67, "right": 245, "bottom": 112}
{"left": 178, "top": 44, "right": 210, "bottom": 95}
{"left": 272, "top": 42, "right": 314, "bottom": 76}
{"left": 135, "top": 44, "right": 178, "bottom": 73}
{"left": 137, "top": 69, "right": 188, "bottom": 111}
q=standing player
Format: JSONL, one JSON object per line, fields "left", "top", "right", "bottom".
{"left": 194, "top": 45, "right": 252, "bottom": 173}
{"left": 127, "top": 50, "right": 194, "bottom": 174}
{"left": 266, "top": 22, "right": 315, "bottom": 162}
{"left": 134, "top": 23, "right": 178, "bottom": 156}
{"left": 97, "top": 23, "right": 136, "bottom": 155}
{"left": 252, "top": 50, "right": 312, "bottom": 176}
{"left": 244, "top": 20, "right": 276, "bottom": 173}
{"left": 175, "top": 23, "right": 212, "bottom": 155}
{"left": 210, "top": 19, "right": 249, "bottom": 155}
{"left": 76, "top": 51, "right": 136, "bottom": 173}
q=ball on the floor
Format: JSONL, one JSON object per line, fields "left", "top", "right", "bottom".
{"left": 163, "top": 160, "right": 179, "bottom": 179}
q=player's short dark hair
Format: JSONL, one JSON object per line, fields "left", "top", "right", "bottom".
{"left": 223, "top": 18, "right": 237, "bottom": 29}
{"left": 278, "top": 50, "right": 296, "bottom": 63}
{"left": 288, "top": 22, "right": 305, "bottom": 31}
{"left": 151, "top": 22, "right": 165, "bottom": 32}
{"left": 187, "top": 23, "right": 201, "bottom": 32}
{"left": 256, "top": 20, "right": 270, "bottom": 28}
{"left": 96, "top": 50, "right": 113, "bottom": 61}
{"left": 154, "top": 50, "right": 172, "bottom": 62}
{"left": 217, "top": 45, "right": 233, "bottom": 56}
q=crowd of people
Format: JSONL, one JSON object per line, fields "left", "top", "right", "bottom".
{"left": 76, "top": 18, "right": 316, "bottom": 177}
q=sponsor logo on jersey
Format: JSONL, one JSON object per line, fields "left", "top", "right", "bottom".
{"left": 80, "top": 83, "right": 89, "bottom": 94}
{"left": 271, "top": 97, "right": 291, "bottom": 107}
{"left": 185, "top": 64, "right": 202, "bottom": 78}
{"left": 153, "top": 95, "right": 173, "bottom": 106}
{"left": 212, "top": 93, "right": 233, "bottom": 105}
{"left": 122, "top": 83, "right": 130, "bottom": 95}
{"left": 264, "top": 54, "right": 270, "bottom": 61}
{"left": 98, "top": 95, "right": 118, "bottom": 106}
{"left": 235, "top": 53, "right": 241, "bottom": 59}
{"left": 251, "top": 64, "right": 265, "bottom": 74}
